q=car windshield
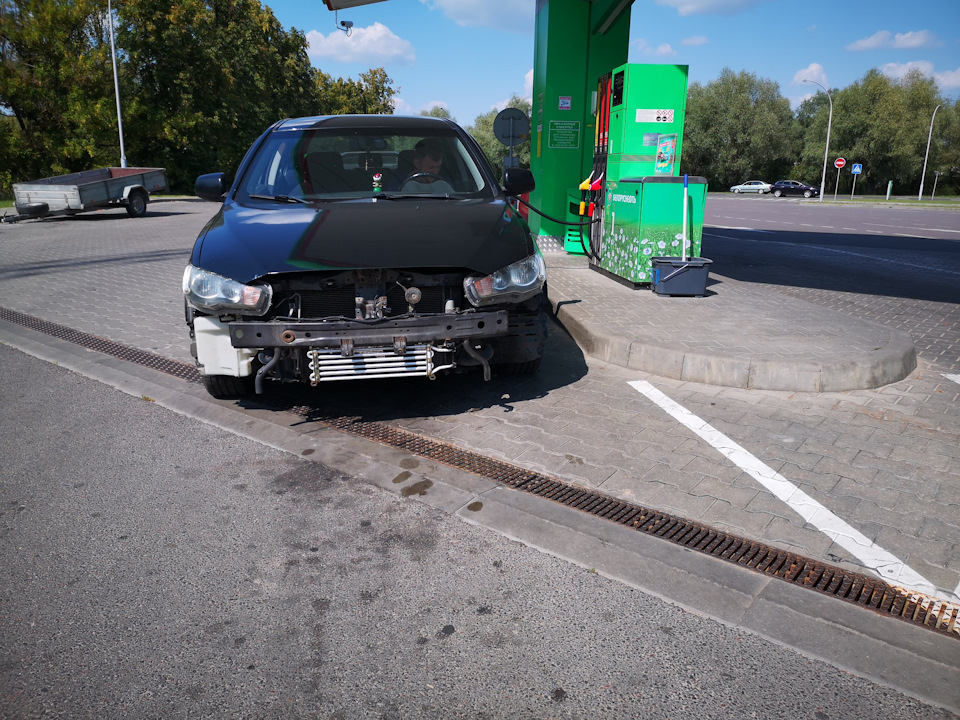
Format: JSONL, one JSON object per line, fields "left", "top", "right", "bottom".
{"left": 238, "top": 125, "right": 490, "bottom": 201}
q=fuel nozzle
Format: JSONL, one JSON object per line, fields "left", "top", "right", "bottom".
{"left": 587, "top": 173, "right": 604, "bottom": 217}
{"left": 578, "top": 172, "right": 593, "bottom": 216}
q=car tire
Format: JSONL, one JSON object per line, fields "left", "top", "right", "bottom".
{"left": 773, "top": 189, "right": 783, "bottom": 197}
{"left": 126, "top": 189, "right": 149, "bottom": 218}
{"left": 734, "top": 188, "right": 741, "bottom": 194}
{"left": 493, "top": 295, "right": 548, "bottom": 375}
{"left": 202, "top": 374, "right": 254, "bottom": 399}
{"left": 803, "top": 190, "right": 813, "bottom": 198}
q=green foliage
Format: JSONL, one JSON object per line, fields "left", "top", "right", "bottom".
{"left": 317, "top": 67, "right": 397, "bottom": 115}
{"left": 799, "top": 70, "right": 952, "bottom": 195}
{"left": 0, "top": 0, "right": 398, "bottom": 194}
{"left": 420, "top": 105, "right": 454, "bottom": 121}
{"left": 680, "top": 68, "right": 797, "bottom": 189}
{"left": 467, "top": 95, "right": 531, "bottom": 183}
{"left": 2, "top": 2, "right": 955, "bottom": 199}
{"left": 117, "top": 0, "right": 323, "bottom": 190}
{"left": 0, "top": 0, "right": 119, "bottom": 186}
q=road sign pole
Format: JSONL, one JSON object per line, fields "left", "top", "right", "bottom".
{"left": 851, "top": 173, "right": 857, "bottom": 200}
{"left": 833, "top": 158, "right": 845, "bottom": 202}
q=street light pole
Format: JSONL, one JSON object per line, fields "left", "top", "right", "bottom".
{"left": 918, "top": 104, "right": 941, "bottom": 201}
{"left": 107, "top": 0, "right": 127, "bottom": 168}
{"left": 803, "top": 79, "right": 832, "bottom": 203}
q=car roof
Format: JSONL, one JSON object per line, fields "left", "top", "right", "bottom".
{"left": 272, "top": 115, "right": 460, "bottom": 133}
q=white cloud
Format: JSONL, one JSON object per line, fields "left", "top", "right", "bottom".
{"left": 392, "top": 97, "right": 415, "bottom": 115}
{"left": 846, "top": 30, "right": 891, "bottom": 51}
{"left": 880, "top": 60, "right": 935, "bottom": 82}
{"left": 419, "top": 0, "right": 534, "bottom": 34}
{"left": 655, "top": 0, "right": 766, "bottom": 15}
{"left": 682, "top": 35, "right": 708, "bottom": 46}
{"left": 630, "top": 38, "right": 677, "bottom": 57}
{"left": 307, "top": 22, "right": 415, "bottom": 64}
{"left": 847, "top": 29, "right": 939, "bottom": 51}
{"left": 935, "top": 66, "right": 960, "bottom": 89}
{"left": 892, "top": 30, "right": 938, "bottom": 49}
{"left": 878, "top": 61, "right": 960, "bottom": 90}
{"left": 792, "top": 63, "right": 828, "bottom": 88}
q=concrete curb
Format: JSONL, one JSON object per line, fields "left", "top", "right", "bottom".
{"left": 546, "top": 261, "right": 918, "bottom": 392}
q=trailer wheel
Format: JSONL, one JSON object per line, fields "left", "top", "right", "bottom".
{"left": 126, "top": 189, "right": 148, "bottom": 218}
{"left": 15, "top": 202, "right": 49, "bottom": 218}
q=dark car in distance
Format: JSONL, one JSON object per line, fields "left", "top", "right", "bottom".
{"left": 184, "top": 115, "right": 546, "bottom": 399}
{"left": 770, "top": 180, "right": 819, "bottom": 198}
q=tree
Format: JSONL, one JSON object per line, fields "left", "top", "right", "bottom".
{"left": 468, "top": 95, "right": 531, "bottom": 182}
{"left": 421, "top": 105, "right": 453, "bottom": 121}
{"left": 681, "top": 68, "right": 797, "bottom": 189}
{"left": 317, "top": 67, "right": 397, "bottom": 116}
{"left": 0, "top": 0, "right": 119, "bottom": 185}
{"left": 803, "top": 69, "right": 950, "bottom": 195}
{"left": 117, "top": 0, "right": 322, "bottom": 190}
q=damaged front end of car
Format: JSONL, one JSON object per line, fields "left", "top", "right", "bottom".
{"left": 184, "top": 255, "right": 546, "bottom": 398}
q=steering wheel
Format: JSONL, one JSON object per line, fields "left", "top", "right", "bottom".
{"left": 400, "top": 172, "right": 445, "bottom": 190}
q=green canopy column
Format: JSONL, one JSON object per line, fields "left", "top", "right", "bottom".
{"left": 529, "top": 0, "right": 631, "bottom": 246}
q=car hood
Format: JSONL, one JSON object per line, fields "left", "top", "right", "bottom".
{"left": 191, "top": 197, "right": 535, "bottom": 283}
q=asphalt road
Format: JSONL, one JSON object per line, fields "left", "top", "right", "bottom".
{"left": 1, "top": 196, "right": 958, "bottom": 718}
{"left": 2, "top": 345, "right": 954, "bottom": 720}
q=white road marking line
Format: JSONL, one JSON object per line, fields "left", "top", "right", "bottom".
{"left": 946, "top": 374, "right": 960, "bottom": 386}
{"left": 628, "top": 379, "right": 956, "bottom": 603}
{"left": 707, "top": 225, "right": 774, "bottom": 233}
{"left": 865, "top": 222, "right": 960, "bottom": 234}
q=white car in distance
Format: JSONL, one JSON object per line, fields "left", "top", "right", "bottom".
{"left": 729, "top": 180, "right": 771, "bottom": 194}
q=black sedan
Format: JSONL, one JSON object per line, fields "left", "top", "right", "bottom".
{"left": 770, "top": 180, "right": 819, "bottom": 198}
{"left": 183, "top": 115, "right": 546, "bottom": 398}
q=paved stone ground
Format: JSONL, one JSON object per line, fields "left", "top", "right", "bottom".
{"left": 0, "top": 199, "right": 957, "bottom": 602}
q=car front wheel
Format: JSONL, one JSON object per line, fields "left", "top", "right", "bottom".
{"left": 803, "top": 190, "right": 813, "bottom": 198}
{"left": 202, "top": 374, "right": 254, "bottom": 399}
{"left": 734, "top": 188, "right": 741, "bottom": 194}
{"left": 773, "top": 189, "right": 783, "bottom": 197}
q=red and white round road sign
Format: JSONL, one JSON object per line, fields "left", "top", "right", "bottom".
{"left": 834, "top": 157, "right": 846, "bottom": 169}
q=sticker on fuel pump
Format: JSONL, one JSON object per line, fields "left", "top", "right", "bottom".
{"left": 636, "top": 109, "right": 674, "bottom": 124}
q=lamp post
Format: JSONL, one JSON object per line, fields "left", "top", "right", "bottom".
{"left": 918, "top": 104, "right": 941, "bottom": 201}
{"left": 107, "top": 0, "right": 127, "bottom": 168}
{"left": 803, "top": 79, "right": 832, "bottom": 204}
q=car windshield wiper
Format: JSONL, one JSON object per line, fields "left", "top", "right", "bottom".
{"left": 248, "top": 194, "right": 311, "bottom": 204}
{"left": 376, "top": 192, "right": 454, "bottom": 200}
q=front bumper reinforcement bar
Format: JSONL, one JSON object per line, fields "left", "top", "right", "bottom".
{"left": 228, "top": 310, "right": 509, "bottom": 349}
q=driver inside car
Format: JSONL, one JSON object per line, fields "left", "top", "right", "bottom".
{"left": 400, "top": 138, "right": 455, "bottom": 194}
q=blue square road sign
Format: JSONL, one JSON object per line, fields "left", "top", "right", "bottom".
{"left": 852, "top": 164, "right": 862, "bottom": 175}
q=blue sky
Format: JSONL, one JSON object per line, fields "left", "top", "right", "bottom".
{"left": 263, "top": 0, "right": 960, "bottom": 126}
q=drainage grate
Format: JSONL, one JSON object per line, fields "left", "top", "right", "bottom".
{"left": 3, "top": 305, "right": 957, "bottom": 639}
{"left": 0, "top": 307, "right": 201, "bottom": 383}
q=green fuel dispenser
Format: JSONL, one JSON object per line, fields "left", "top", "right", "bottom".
{"left": 580, "top": 63, "right": 709, "bottom": 289}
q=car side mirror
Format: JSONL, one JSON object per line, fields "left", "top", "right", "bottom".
{"left": 503, "top": 168, "right": 535, "bottom": 196}
{"left": 195, "top": 173, "right": 227, "bottom": 202}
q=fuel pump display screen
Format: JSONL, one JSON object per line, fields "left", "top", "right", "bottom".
{"left": 612, "top": 71, "right": 625, "bottom": 107}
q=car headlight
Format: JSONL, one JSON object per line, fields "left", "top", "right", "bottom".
{"left": 464, "top": 253, "right": 546, "bottom": 307}
{"left": 182, "top": 264, "right": 272, "bottom": 316}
